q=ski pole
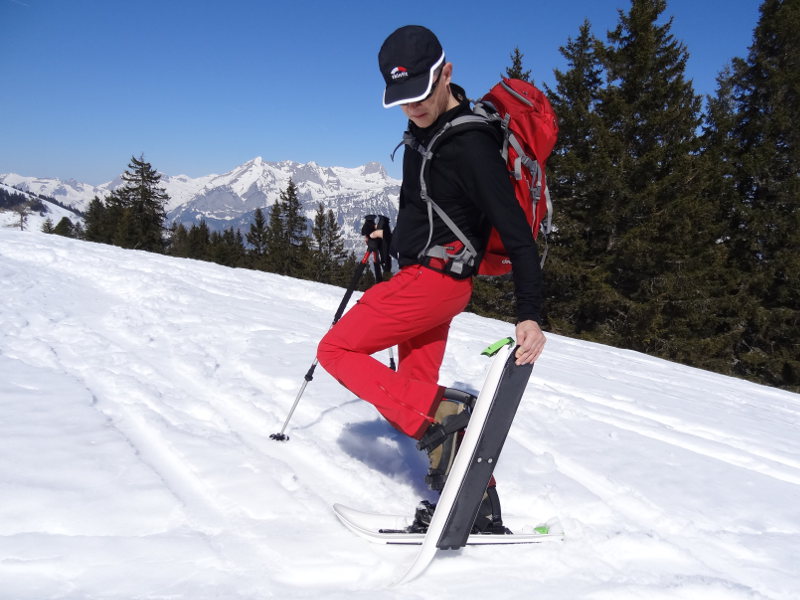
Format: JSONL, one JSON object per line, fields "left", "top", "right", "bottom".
{"left": 270, "top": 246, "right": 377, "bottom": 441}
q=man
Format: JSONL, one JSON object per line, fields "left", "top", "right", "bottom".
{"left": 317, "top": 25, "right": 545, "bottom": 532}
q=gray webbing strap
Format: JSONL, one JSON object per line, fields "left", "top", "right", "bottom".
{"left": 495, "top": 83, "right": 554, "bottom": 241}
{"left": 415, "top": 117, "right": 490, "bottom": 268}
{"left": 500, "top": 79, "right": 534, "bottom": 107}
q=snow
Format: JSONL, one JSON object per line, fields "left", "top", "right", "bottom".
{"left": 1, "top": 228, "right": 798, "bottom": 599}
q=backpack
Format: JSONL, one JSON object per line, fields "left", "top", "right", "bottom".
{"left": 403, "top": 78, "right": 558, "bottom": 276}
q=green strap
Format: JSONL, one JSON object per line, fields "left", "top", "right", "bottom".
{"left": 481, "top": 337, "right": 514, "bottom": 357}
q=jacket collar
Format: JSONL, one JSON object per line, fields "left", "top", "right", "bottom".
{"left": 408, "top": 84, "right": 471, "bottom": 145}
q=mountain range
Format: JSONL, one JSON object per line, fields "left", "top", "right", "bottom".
{"left": 0, "top": 158, "right": 401, "bottom": 251}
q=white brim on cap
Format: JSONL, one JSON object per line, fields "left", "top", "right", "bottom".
{"left": 382, "top": 52, "right": 445, "bottom": 108}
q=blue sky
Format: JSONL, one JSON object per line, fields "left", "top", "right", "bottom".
{"left": 1, "top": 0, "right": 761, "bottom": 184}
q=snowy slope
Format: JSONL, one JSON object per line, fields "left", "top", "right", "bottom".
{"left": 0, "top": 182, "right": 81, "bottom": 233}
{"left": 1, "top": 229, "right": 798, "bottom": 600}
{"left": 0, "top": 174, "right": 106, "bottom": 213}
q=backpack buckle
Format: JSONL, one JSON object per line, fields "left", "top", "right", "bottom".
{"left": 419, "top": 244, "right": 476, "bottom": 278}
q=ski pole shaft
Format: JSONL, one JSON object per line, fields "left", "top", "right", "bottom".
{"left": 270, "top": 360, "right": 317, "bottom": 441}
{"left": 372, "top": 254, "right": 383, "bottom": 282}
{"left": 271, "top": 248, "right": 373, "bottom": 441}
{"left": 332, "top": 249, "right": 371, "bottom": 324}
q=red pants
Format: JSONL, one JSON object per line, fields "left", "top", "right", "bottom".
{"left": 317, "top": 265, "right": 473, "bottom": 439}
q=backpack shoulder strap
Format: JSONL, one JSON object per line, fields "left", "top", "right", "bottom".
{"left": 400, "top": 115, "right": 498, "bottom": 273}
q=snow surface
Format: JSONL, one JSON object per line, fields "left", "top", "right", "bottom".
{"left": 1, "top": 228, "right": 799, "bottom": 599}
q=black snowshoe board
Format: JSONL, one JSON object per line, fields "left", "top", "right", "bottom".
{"left": 332, "top": 503, "right": 562, "bottom": 546}
{"left": 404, "top": 339, "right": 533, "bottom": 581}
{"left": 438, "top": 341, "right": 532, "bottom": 551}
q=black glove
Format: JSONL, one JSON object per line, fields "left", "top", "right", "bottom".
{"left": 362, "top": 214, "right": 393, "bottom": 272}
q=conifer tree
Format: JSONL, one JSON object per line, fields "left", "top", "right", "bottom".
{"left": 246, "top": 207, "right": 269, "bottom": 262}
{"left": 598, "top": 0, "right": 711, "bottom": 356}
{"left": 545, "top": 20, "right": 627, "bottom": 337}
{"left": 187, "top": 221, "right": 211, "bottom": 260}
{"left": 264, "top": 195, "right": 287, "bottom": 274}
{"left": 711, "top": 0, "right": 800, "bottom": 390}
{"left": 0, "top": 187, "right": 26, "bottom": 210}
{"left": 311, "top": 202, "right": 347, "bottom": 284}
{"left": 543, "top": 1, "right": 750, "bottom": 374}
{"left": 264, "top": 179, "right": 310, "bottom": 276}
{"left": 83, "top": 196, "right": 114, "bottom": 243}
{"left": 113, "top": 155, "right": 169, "bottom": 252}
{"left": 601, "top": 0, "right": 702, "bottom": 255}
{"left": 684, "top": 66, "right": 754, "bottom": 375}
{"left": 53, "top": 217, "right": 76, "bottom": 238}
{"left": 209, "top": 228, "right": 246, "bottom": 267}
{"left": 168, "top": 223, "right": 191, "bottom": 257}
{"left": 548, "top": 21, "right": 607, "bottom": 255}
{"left": 281, "top": 179, "right": 308, "bottom": 251}
{"left": 505, "top": 47, "right": 532, "bottom": 82}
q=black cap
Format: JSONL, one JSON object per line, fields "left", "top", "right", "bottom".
{"left": 378, "top": 25, "right": 445, "bottom": 108}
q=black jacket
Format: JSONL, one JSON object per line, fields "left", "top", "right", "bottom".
{"left": 392, "top": 86, "right": 544, "bottom": 324}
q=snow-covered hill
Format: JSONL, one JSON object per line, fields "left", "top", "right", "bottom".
{"left": 1, "top": 229, "right": 798, "bottom": 599}
{"left": 0, "top": 181, "right": 81, "bottom": 232}
{"left": 0, "top": 174, "right": 106, "bottom": 213}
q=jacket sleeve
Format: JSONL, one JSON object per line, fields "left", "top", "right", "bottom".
{"left": 457, "top": 129, "right": 544, "bottom": 324}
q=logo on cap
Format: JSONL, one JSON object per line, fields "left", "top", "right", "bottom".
{"left": 390, "top": 66, "right": 408, "bottom": 80}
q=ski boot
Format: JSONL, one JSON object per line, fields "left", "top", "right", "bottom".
{"left": 407, "top": 500, "right": 436, "bottom": 533}
{"left": 417, "top": 388, "right": 475, "bottom": 492}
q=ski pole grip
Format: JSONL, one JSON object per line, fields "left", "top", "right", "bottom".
{"left": 304, "top": 363, "right": 317, "bottom": 382}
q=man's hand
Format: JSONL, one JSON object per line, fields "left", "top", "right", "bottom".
{"left": 514, "top": 320, "right": 546, "bottom": 365}
{"left": 365, "top": 228, "right": 383, "bottom": 251}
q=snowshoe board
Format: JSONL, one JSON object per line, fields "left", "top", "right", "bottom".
{"left": 333, "top": 503, "right": 562, "bottom": 546}
{"left": 396, "top": 339, "right": 534, "bottom": 582}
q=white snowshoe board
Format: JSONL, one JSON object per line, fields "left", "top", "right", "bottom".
{"left": 399, "top": 340, "right": 532, "bottom": 582}
{"left": 333, "top": 503, "right": 562, "bottom": 546}
{"left": 334, "top": 339, "right": 549, "bottom": 583}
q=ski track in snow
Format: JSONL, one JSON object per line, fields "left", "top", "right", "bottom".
{"left": 1, "top": 229, "right": 799, "bottom": 599}
{"left": 541, "top": 381, "right": 800, "bottom": 486}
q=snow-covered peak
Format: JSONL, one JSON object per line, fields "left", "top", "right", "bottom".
{"left": 361, "top": 161, "right": 387, "bottom": 177}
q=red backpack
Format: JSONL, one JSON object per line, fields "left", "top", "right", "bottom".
{"left": 475, "top": 79, "right": 558, "bottom": 274}
{"left": 407, "top": 78, "right": 559, "bottom": 276}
